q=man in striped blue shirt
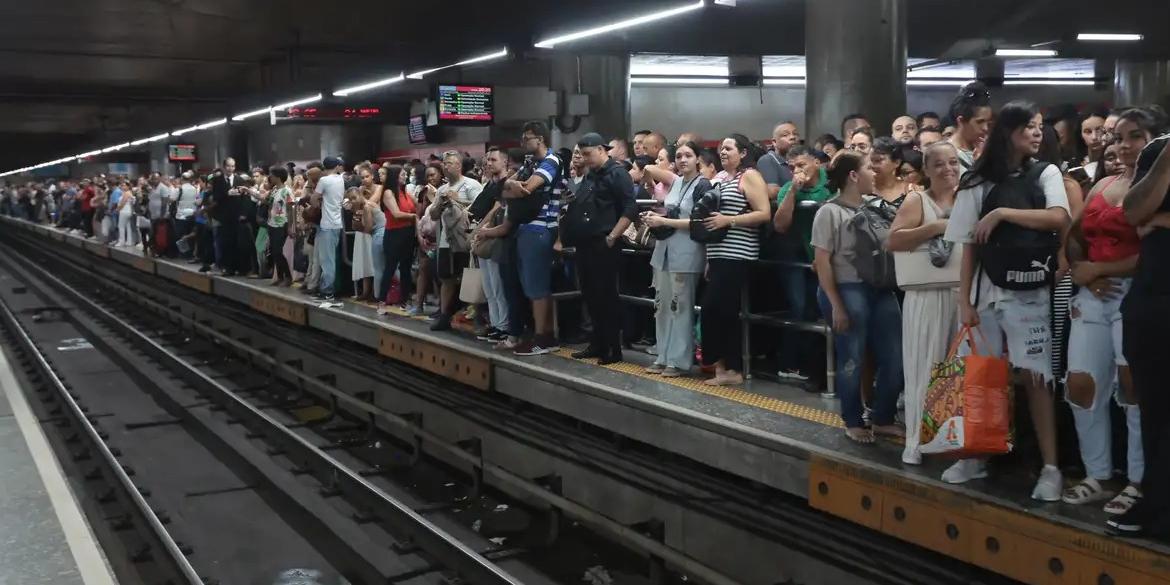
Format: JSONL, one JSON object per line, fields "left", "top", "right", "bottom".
{"left": 496, "top": 120, "right": 565, "bottom": 356}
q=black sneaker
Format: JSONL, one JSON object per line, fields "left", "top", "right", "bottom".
{"left": 430, "top": 315, "right": 452, "bottom": 331}
{"left": 598, "top": 352, "right": 623, "bottom": 366}
{"left": 198, "top": 265, "right": 211, "bottom": 273}
{"left": 571, "top": 348, "right": 603, "bottom": 360}
{"left": 514, "top": 339, "right": 552, "bottom": 356}
{"left": 487, "top": 330, "right": 509, "bottom": 342}
{"left": 1106, "top": 499, "right": 1155, "bottom": 536}
{"left": 476, "top": 327, "right": 500, "bottom": 341}
{"left": 322, "top": 295, "right": 336, "bottom": 302}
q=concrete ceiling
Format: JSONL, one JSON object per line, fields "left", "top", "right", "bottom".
{"left": 0, "top": 0, "right": 1166, "bottom": 168}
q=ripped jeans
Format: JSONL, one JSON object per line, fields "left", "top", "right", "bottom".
{"left": 1066, "top": 280, "right": 1143, "bottom": 483}
{"left": 817, "top": 282, "right": 903, "bottom": 428}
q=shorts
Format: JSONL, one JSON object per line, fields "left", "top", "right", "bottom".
{"left": 516, "top": 224, "right": 555, "bottom": 299}
{"left": 969, "top": 293, "right": 1053, "bottom": 383}
{"left": 437, "top": 248, "right": 469, "bottom": 280}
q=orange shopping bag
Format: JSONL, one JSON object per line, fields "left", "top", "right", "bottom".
{"left": 919, "top": 326, "right": 1014, "bottom": 457}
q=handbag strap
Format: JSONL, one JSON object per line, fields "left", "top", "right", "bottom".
{"left": 947, "top": 325, "right": 980, "bottom": 359}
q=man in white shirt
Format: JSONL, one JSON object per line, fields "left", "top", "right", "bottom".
{"left": 428, "top": 151, "right": 482, "bottom": 330}
{"left": 313, "top": 156, "right": 347, "bottom": 301}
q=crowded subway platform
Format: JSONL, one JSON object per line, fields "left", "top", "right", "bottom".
{"left": 1, "top": 1, "right": 1170, "bottom": 584}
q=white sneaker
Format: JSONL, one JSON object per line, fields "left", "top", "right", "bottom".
{"left": 901, "top": 447, "right": 922, "bottom": 466}
{"left": 941, "top": 459, "right": 988, "bottom": 484}
{"left": 1031, "top": 465, "right": 1063, "bottom": 502}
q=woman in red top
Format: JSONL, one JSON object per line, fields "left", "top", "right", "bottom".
{"left": 376, "top": 164, "right": 418, "bottom": 311}
{"left": 1061, "top": 108, "right": 1158, "bottom": 513}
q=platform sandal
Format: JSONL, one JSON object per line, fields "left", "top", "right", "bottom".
{"left": 1061, "top": 477, "right": 1112, "bottom": 505}
{"left": 1104, "top": 485, "right": 1142, "bottom": 515}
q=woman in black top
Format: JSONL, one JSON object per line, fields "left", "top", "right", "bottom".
{"left": 1113, "top": 133, "right": 1170, "bottom": 539}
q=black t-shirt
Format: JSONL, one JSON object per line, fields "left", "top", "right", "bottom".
{"left": 469, "top": 178, "right": 502, "bottom": 222}
{"left": 1126, "top": 134, "right": 1170, "bottom": 302}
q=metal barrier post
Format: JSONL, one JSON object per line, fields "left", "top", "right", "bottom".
{"left": 822, "top": 324, "right": 836, "bottom": 398}
{"left": 740, "top": 285, "right": 752, "bottom": 380}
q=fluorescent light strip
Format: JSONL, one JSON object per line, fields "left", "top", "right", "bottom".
{"left": 406, "top": 48, "right": 508, "bottom": 80}
{"left": 534, "top": 0, "right": 704, "bottom": 49}
{"left": 273, "top": 93, "right": 322, "bottom": 111}
{"left": 906, "top": 79, "right": 971, "bottom": 87}
{"left": 78, "top": 150, "right": 102, "bottom": 158}
{"left": 171, "top": 124, "right": 200, "bottom": 136}
{"left": 762, "top": 78, "right": 806, "bottom": 86}
{"left": 130, "top": 132, "right": 171, "bottom": 146}
{"left": 100, "top": 143, "right": 131, "bottom": 154}
{"left": 996, "top": 48, "right": 1058, "bottom": 57}
{"left": 333, "top": 73, "right": 405, "bottom": 97}
{"left": 232, "top": 106, "right": 273, "bottom": 121}
{"left": 1077, "top": 33, "right": 1142, "bottom": 41}
{"left": 629, "top": 76, "right": 729, "bottom": 85}
{"left": 1003, "top": 79, "right": 1096, "bottom": 86}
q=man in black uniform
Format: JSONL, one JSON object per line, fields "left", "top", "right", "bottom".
{"left": 563, "top": 133, "right": 636, "bottom": 365}
{"left": 1113, "top": 132, "right": 1170, "bottom": 540}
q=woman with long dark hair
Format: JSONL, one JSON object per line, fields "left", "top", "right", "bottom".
{"left": 698, "top": 134, "right": 771, "bottom": 386}
{"left": 411, "top": 162, "right": 443, "bottom": 316}
{"left": 377, "top": 165, "right": 418, "bottom": 311}
{"left": 1061, "top": 108, "right": 1159, "bottom": 514}
{"left": 812, "top": 151, "right": 904, "bottom": 443}
{"left": 943, "top": 101, "right": 1071, "bottom": 500}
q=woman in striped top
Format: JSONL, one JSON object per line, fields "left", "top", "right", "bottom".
{"left": 699, "top": 135, "right": 773, "bottom": 386}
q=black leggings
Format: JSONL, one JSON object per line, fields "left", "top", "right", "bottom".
{"left": 1123, "top": 298, "right": 1170, "bottom": 529}
{"left": 700, "top": 259, "right": 749, "bottom": 372}
{"left": 379, "top": 226, "right": 416, "bottom": 302}
{"left": 269, "top": 226, "right": 290, "bottom": 280}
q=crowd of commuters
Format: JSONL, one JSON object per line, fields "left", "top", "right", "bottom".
{"left": 4, "top": 80, "right": 1170, "bottom": 540}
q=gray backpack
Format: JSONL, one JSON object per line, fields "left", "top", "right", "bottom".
{"left": 833, "top": 197, "right": 898, "bottom": 289}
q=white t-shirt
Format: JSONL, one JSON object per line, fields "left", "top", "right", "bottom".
{"left": 944, "top": 164, "right": 1069, "bottom": 309}
{"left": 435, "top": 176, "right": 483, "bottom": 249}
{"left": 314, "top": 173, "right": 346, "bottom": 229}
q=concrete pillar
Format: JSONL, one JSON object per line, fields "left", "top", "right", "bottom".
{"left": 548, "top": 54, "right": 630, "bottom": 150}
{"left": 805, "top": 0, "right": 907, "bottom": 139}
{"left": 1115, "top": 60, "right": 1170, "bottom": 110}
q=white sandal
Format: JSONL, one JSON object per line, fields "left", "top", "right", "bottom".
{"left": 1061, "top": 478, "right": 1112, "bottom": 505}
{"left": 1104, "top": 485, "right": 1142, "bottom": 515}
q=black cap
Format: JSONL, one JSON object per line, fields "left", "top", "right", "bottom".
{"left": 577, "top": 132, "right": 613, "bottom": 150}
{"left": 323, "top": 155, "right": 345, "bottom": 169}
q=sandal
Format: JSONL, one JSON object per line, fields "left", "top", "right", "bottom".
{"left": 644, "top": 364, "right": 665, "bottom": 374}
{"left": 1104, "top": 485, "right": 1142, "bottom": 515}
{"left": 845, "top": 427, "right": 875, "bottom": 444}
{"left": 704, "top": 373, "right": 744, "bottom": 386}
{"left": 1061, "top": 477, "right": 1112, "bottom": 505}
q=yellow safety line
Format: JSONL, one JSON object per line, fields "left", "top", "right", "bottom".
{"left": 552, "top": 349, "right": 844, "bottom": 429}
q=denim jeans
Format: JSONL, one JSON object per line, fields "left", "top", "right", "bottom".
{"left": 817, "top": 282, "right": 903, "bottom": 428}
{"left": 480, "top": 257, "right": 509, "bottom": 331}
{"left": 653, "top": 270, "right": 698, "bottom": 370}
{"left": 315, "top": 228, "right": 340, "bottom": 296}
{"left": 778, "top": 264, "right": 817, "bottom": 372}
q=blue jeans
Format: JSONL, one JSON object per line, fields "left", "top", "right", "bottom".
{"left": 779, "top": 265, "right": 817, "bottom": 371}
{"left": 817, "top": 282, "right": 903, "bottom": 428}
{"left": 316, "top": 228, "right": 340, "bottom": 296}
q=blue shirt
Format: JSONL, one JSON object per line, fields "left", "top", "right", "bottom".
{"left": 109, "top": 188, "right": 123, "bottom": 207}
{"left": 530, "top": 152, "right": 565, "bottom": 228}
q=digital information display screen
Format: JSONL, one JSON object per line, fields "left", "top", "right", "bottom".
{"left": 436, "top": 85, "right": 493, "bottom": 124}
{"left": 408, "top": 115, "right": 427, "bottom": 144}
{"left": 167, "top": 144, "right": 197, "bottom": 162}
{"left": 283, "top": 106, "right": 385, "bottom": 121}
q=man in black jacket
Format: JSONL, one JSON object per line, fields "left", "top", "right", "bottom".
{"left": 566, "top": 133, "right": 637, "bottom": 364}
{"left": 208, "top": 157, "right": 246, "bottom": 276}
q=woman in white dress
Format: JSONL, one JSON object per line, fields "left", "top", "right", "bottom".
{"left": 887, "top": 141, "right": 963, "bottom": 464}
{"left": 346, "top": 185, "right": 376, "bottom": 301}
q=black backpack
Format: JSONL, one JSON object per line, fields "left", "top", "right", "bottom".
{"left": 506, "top": 153, "right": 564, "bottom": 226}
{"left": 976, "top": 162, "right": 1059, "bottom": 291}
{"left": 561, "top": 167, "right": 617, "bottom": 247}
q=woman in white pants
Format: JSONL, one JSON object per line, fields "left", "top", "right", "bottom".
{"left": 641, "top": 141, "right": 710, "bottom": 376}
{"left": 1060, "top": 108, "right": 1157, "bottom": 513}
{"left": 117, "top": 188, "right": 136, "bottom": 246}
{"left": 888, "top": 141, "right": 963, "bottom": 465}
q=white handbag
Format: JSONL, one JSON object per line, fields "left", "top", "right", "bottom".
{"left": 459, "top": 257, "right": 487, "bottom": 304}
{"left": 894, "top": 193, "right": 962, "bottom": 290}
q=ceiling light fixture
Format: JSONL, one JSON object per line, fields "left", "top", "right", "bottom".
{"left": 629, "top": 76, "right": 729, "bottom": 85}
{"left": 406, "top": 49, "right": 509, "bottom": 80}
{"left": 534, "top": 0, "right": 704, "bottom": 49}
{"left": 273, "top": 94, "right": 322, "bottom": 111}
{"left": 232, "top": 106, "right": 273, "bottom": 121}
{"left": 1003, "top": 79, "right": 1095, "bottom": 86}
{"left": 77, "top": 150, "right": 102, "bottom": 159}
{"left": 996, "top": 48, "right": 1058, "bottom": 57}
{"left": 130, "top": 133, "right": 171, "bottom": 146}
{"left": 333, "top": 73, "right": 406, "bottom": 97}
{"left": 1077, "top": 33, "right": 1143, "bottom": 41}
{"left": 100, "top": 143, "right": 131, "bottom": 154}
{"left": 171, "top": 124, "right": 200, "bottom": 136}
{"left": 762, "top": 78, "right": 807, "bottom": 86}
{"left": 906, "top": 79, "right": 971, "bottom": 87}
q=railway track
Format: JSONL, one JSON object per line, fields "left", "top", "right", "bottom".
{"left": 0, "top": 228, "right": 1018, "bottom": 585}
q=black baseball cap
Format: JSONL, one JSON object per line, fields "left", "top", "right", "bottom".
{"left": 323, "top": 155, "right": 345, "bottom": 169}
{"left": 577, "top": 133, "right": 613, "bottom": 150}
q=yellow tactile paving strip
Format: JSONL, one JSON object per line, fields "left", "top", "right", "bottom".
{"left": 552, "top": 349, "right": 845, "bottom": 429}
